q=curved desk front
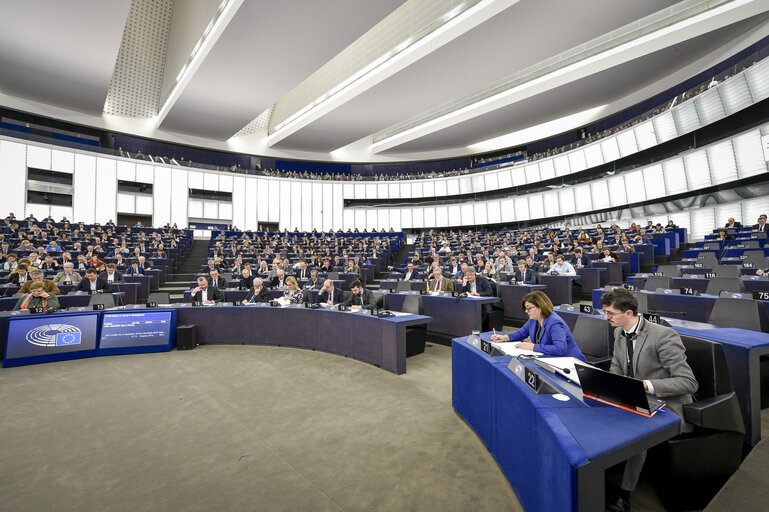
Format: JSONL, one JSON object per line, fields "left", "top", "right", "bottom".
{"left": 174, "top": 304, "right": 431, "bottom": 374}
{"left": 452, "top": 337, "right": 681, "bottom": 511}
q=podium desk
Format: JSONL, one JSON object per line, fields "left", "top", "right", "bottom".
{"left": 591, "top": 261, "right": 627, "bottom": 286}
{"left": 174, "top": 305, "right": 431, "bottom": 374}
{"left": 124, "top": 275, "right": 151, "bottom": 300}
{"left": 576, "top": 267, "right": 604, "bottom": 297}
{"left": 144, "top": 269, "right": 161, "bottom": 290}
{"left": 538, "top": 274, "right": 580, "bottom": 306}
{"left": 453, "top": 338, "right": 681, "bottom": 511}
{"left": 499, "top": 284, "right": 546, "bottom": 322}
{"left": 385, "top": 293, "right": 499, "bottom": 337}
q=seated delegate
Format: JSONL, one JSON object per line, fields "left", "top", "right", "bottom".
{"left": 491, "top": 290, "right": 586, "bottom": 360}
{"left": 13, "top": 281, "right": 60, "bottom": 312}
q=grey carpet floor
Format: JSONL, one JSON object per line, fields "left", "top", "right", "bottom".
{"left": 0, "top": 343, "right": 521, "bottom": 512}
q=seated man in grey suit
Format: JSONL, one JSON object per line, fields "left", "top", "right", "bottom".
{"left": 599, "top": 288, "right": 698, "bottom": 512}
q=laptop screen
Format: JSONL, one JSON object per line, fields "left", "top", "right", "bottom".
{"left": 575, "top": 364, "right": 661, "bottom": 416}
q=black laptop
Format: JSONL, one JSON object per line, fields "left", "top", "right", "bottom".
{"left": 575, "top": 364, "right": 666, "bottom": 417}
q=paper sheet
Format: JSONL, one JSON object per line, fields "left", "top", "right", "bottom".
{"left": 490, "top": 342, "right": 543, "bottom": 357}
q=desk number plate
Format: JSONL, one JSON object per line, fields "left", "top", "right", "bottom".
{"left": 754, "top": 291, "right": 769, "bottom": 301}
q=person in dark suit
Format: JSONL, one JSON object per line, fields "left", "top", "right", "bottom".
{"left": 304, "top": 269, "right": 323, "bottom": 289}
{"left": 102, "top": 263, "right": 125, "bottom": 284}
{"left": 269, "top": 269, "right": 286, "bottom": 289}
{"left": 9, "top": 265, "right": 31, "bottom": 286}
{"left": 513, "top": 260, "right": 537, "bottom": 285}
{"left": 491, "top": 290, "right": 585, "bottom": 360}
{"left": 191, "top": 276, "right": 224, "bottom": 304}
{"left": 402, "top": 262, "right": 420, "bottom": 281}
{"left": 458, "top": 268, "right": 493, "bottom": 296}
{"left": 570, "top": 247, "right": 591, "bottom": 268}
{"left": 724, "top": 217, "right": 742, "bottom": 228}
{"left": 751, "top": 215, "right": 767, "bottom": 232}
{"left": 295, "top": 260, "right": 311, "bottom": 280}
{"left": 238, "top": 268, "right": 254, "bottom": 289}
{"left": 124, "top": 260, "right": 144, "bottom": 275}
{"left": 207, "top": 268, "right": 227, "bottom": 289}
{"left": 598, "top": 288, "right": 697, "bottom": 512}
{"left": 74, "top": 268, "right": 114, "bottom": 293}
{"left": 242, "top": 277, "right": 270, "bottom": 304}
{"left": 716, "top": 229, "right": 733, "bottom": 241}
{"left": 317, "top": 279, "right": 343, "bottom": 305}
{"left": 525, "top": 255, "right": 541, "bottom": 273}
{"left": 342, "top": 280, "right": 375, "bottom": 309}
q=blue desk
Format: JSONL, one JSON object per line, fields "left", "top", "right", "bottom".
{"left": 452, "top": 338, "right": 681, "bottom": 511}
{"left": 386, "top": 293, "right": 499, "bottom": 337}
{"left": 538, "top": 274, "right": 580, "bottom": 306}
{"left": 576, "top": 267, "right": 604, "bottom": 296}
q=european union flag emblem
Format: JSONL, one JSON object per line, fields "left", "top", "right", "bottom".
{"left": 56, "top": 332, "right": 81, "bottom": 346}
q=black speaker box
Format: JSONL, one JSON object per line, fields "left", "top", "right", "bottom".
{"left": 176, "top": 324, "right": 198, "bottom": 350}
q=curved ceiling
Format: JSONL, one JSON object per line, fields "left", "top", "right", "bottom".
{"left": 1, "top": 0, "right": 769, "bottom": 163}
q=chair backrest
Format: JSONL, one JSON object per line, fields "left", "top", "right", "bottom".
{"left": 88, "top": 293, "right": 115, "bottom": 308}
{"left": 374, "top": 293, "right": 387, "bottom": 309}
{"left": 301, "top": 288, "right": 312, "bottom": 303}
{"left": 326, "top": 271, "right": 339, "bottom": 280}
{"left": 340, "top": 291, "right": 352, "bottom": 303}
{"left": 147, "top": 292, "right": 170, "bottom": 304}
{"left": 497, "top": 272, "right": 508, "bottom": 282}
{"left": 696, "top": 252, "right": 719, "bottom": 263}
{"left": 631, "top": 291, "right": 651, "bottom": 315}
{"left": 644, "top": 275, "right": 673, "bottom": 291}
{"left": 679, "top": 335, "right": 734, "bottom": 399}
{"left": 657, "top": 265, "right": 682, "bottom": 277}
{"left": 395, "top": 280, "right": 412, "bottom": 292}
{"left": 708, "top": 297, "right": 769, "bottom": 332}
{"left": 712, "top": 265, "right": 741, "bottom": 278}
{"left": 705, "top": 277, "right": 745, "bottom": 295}
{"left": 401, "top": 295, "right": 423, "bottom": 315}
{"left": 702, "top": 242, "right": 721, "bottom": 250}
{"left": 572, "top": 315, "right": 613, "bottom": 358}
{"left": 736, "top": 241, "right": 760, "bottom": 249}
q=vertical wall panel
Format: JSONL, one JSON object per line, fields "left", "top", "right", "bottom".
{"left": 73, "top": 156, "right": 97, "bottom": 223}
{"left": 474, "top": 203, "right": 488, "bottom": 225}
{"left": 400, "top": 208, "right": 412, "bottom": 229}
{"left": 366, "top": 183, "right": 377, "bottom": 199}
{"left": 389, "top": 183, "right": 401, "bottom": 198}
{"left": 553, "top": 155, "right": 570, "bottom": 176}
{"left": 27, "top": 146, "right": 51, "bottom": 169}
{"left": 525, "top": 164, "right": 540, "bottom": 183}
{"left": 354, "top": 183, "right": 366, "bottom": 198}
{"left": 136, "top": 163, "right": 154, "bottom": 183}
{"left": 188, "top": 171, "right": 204, "bottom": 189}
{"left": 539, "top": 160, "right": 556, "bottom": 180}
{"left": 267, "top": 180, "right": 280, "bottom": 222}
{"left": 289, "top": 181, "right": 302, "bottom": 230}
{"left": 301, "top": 182, "right": 313, "bottom": 231}
{"left": 332, "top": 183, "right": 344, "bottom": 231}
{"left": 446, "top": 178, "right": 460, "bottom": 195}
{"left": 389, "top": 208, "right": 401, "bottom": 231}
{"left": 0, "top": 140, "right": 27, "bottom": 216}
{"left": 600, "top": 137, "right": 620, "bottom": 162}
{"left": 135, "top": 195, "right": 154, "bottom": 215}
{"left": 529, "top": 195, "right": 544, "bottom": 220}
{"left": 498, "top": 169, "right": 513, "bottom": 189}
{"left": 422, "top": 180, "right": 435, "bottom": 197}
{"left": 423, "top": 206, "right": 436, "bottom": 228}
{"left": 343, "top": 209, "right": 355, "bottom": 231}
{"left": 663, "top": 158, "right": 688, "bottom": 195}
{"left": 354, "top": 209, "right": 366, "bottom": 230}
{"left": 116, "top": 160, "right": 135, "bottom": 181}
{"left": 203, "top": 172, "right": 218, "bottom": 191}
{"left": 279, "top": 181, "right": 291, "bottom": 229}
{"left": 448, "top": 205, "right": 461, "bottom": 226}
{"left": 231, "top": 176, "right": 246, "bottom": 230}
{"left": 436, "top": 206, "right": 449, "bottom": 227}
{"left": 51, "top": 150, "right": 74, "bottom": 173}
{"left": 170, "top": 168, "right": 188, "bottom": 228}
{"left": 246, "top": 179, "right": 258, "bottom": 230}
{"left": 255, "top": 178, "right": 267, "bottom": 226}
{"left": 311, "top": 180, "right": 323, "bottom": 231}
{"left": 412, "top": 182, "right": 423, "bottom": 199}
{"left": 459, "top": 177, "right": 472, "bottom": 194}
{"left": 567, "top": 150, "right": 587, "bottom": 173}
{"left": 377, "top": 209, "right": 390, "bottom": 230}
{"left": 378, "top": 183, "right": 389, "bottom": 199}
{"left": 93, "top": 156, "right": 117, "bottom": 224}
{"left": 514, "top": 197, "right": 529, "bottom": 220}
{"left": 412, "top": 207, "right": 424, "bottom": 228}
{"left": 322, "top": 183, "right": 334, "bottom": 232}
{"left": 499, "top": 198, "right": 515, "bottom": 222}
{"left": 460, "top": 204, "right": 474, "bottom": 225}
{"left": 219, "top": 175, "right": 233, "bottom": 192}
{"left": 487, "top": 201, "right": 501, "bottom": 224}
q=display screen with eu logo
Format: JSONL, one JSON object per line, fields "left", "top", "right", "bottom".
{"left": 3, "top": 312, "right": 99, "bottom": 367}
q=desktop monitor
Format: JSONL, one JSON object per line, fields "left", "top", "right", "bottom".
{"left": 3, "top": 312, "right": 100, "bottom": 367}
{"left": 98, "top": 310, "right": 176, "bottom": 355}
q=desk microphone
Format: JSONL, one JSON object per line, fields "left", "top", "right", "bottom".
{"left": 455, "top": 292, "right": 467, "bottom": 303}
{"left": 645, "top": 309, "right": 687, "bottom": 316}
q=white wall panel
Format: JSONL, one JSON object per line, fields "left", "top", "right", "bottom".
{"left": 573, "top": 183, "right": 592, "bottom": 212}
{"left": 525, "top": 164, "right": 540, "bottom": 183}
{"left": 542, "top": 191, "right": 559, "bottom": 217}
{"left": 643, "top": 164, "right": 665, "bottom": 200}
{"left": 412, "top": 182, "right": 423, "bottom": 199}
{"left": 170, "top": 168, "right": 188, "bottom": 228}
{"left": 49, "top": 206, "right": 73, "bottom": 222}
{"left": 203, "top": 201, "right": 218, "bottom": 219}
{"left": 498, "top": 169, "right": 512, "bottom": 189}
{"left": 607, "top": 175, "right": 627, "bottom": 207}
{"left": 343, "top": 209, "right": 355, "bottom": 231}
{"left": 590, "top": 180, "right": 610, "bottom": 210}
{"left": 355, "top": 183, "right": 366, "bottom": 198}
{"left": 389, "top": 208, "right": 401, "bottom": 230}
{"left": 422, "top": 180, "right": 435, "bottom": 198}
{"left": 663, "top": 158, "right": 687, "bottom": 195}
{"left": 460, "top": 203, "right": 474, "bottom": 225}
{"left": 219, "top": 203, "right": 232, "bottom": 221}
{"left": 187, "top": 171, "right": 204, "bottom": 189}
{"left": 253, "top": 179, "right": 266, "bottom": 228}
{"left": 539, "top": 160, "right": 555, "bottom": 180}
{"left": 378, "top": 183, "right": 389, "bottom": 199}
{"left": 366, "top": 183, "right": 377, "bottom": 199}
{"left": 94, "top": 155, "right": 116, "bottom": 224}
{"left": 512, "top": 168, "right": 526, "bottom": 187}
{"left": 203, "top": 172, "right": 218, "bottom": 191}
{"left": 567, "top": 150, "right": 587, "bottom": 173}
{"left": 399, "top": 182, "right": 412, "bottom": 198}
{"left": 301, "top": 182, "right": 312, "bottom": 231}
{"left": 322, "top": 183, "right": 334, "bottom": 232}
{"left": 584, "top": 143, "right": 603, "bottom": 168}
{"left": 412, "top": 207, "right": 424, "bottom": 228}
{"left": 377, "top": 209, "right": 390, "bottom": 230}
{"left": 652, "top": 111, "right": 678, "bottom": 143}
{"left": 219, "top": 175, "right": 233, "bottom": 192}
{"left": 554, "top": 155, "right": 570, "bottom": 176}
{"left": 311, "top": 180, "right": 323, "bottom": 231}
{"left": 73, "top": 155, "right": 97, "bottom": 223}
{"left": 707, "top": 141, "right": 738, "bottom": 185}
{"left": 529, "top": 195, "right": 544, "bottom": 220}
{"left": 446, "top": 178, "right": 460, "bottom": 195}
{"left": 423, "top": 206, "right": 436, "bottom": 228}
{"left": 634, "top": 122, "right": 657, "bottom": 151}
{"left": 673, "top": 100, "right": 700, "bottom": 134}
{"left": 720, "top": 74, "right": 753, "bottom": 115}
{"left": 484, "top": 173, "right": 498, "bottom": 190}
{"left": 474, "top": 203, "right": 488, "bottom": 225}
{"left": 354, "top": 209, "right": 366, "bottom": 230}
{"left": 558, "top": 188, "right": 575, "bottom": 215}
{"left": 690, "top": 208, "right": 716, "bottom": 240}
{"left": 487, "top": 201, "right": 501, "bottom": 224}
{"left": 624, "top": 170, "right": 646, "bottom": 203}
{"left": 715, "top": 203, "right": 742, "bottom": 227}
{"left": 733, "top": 130, "right": 766, "bottom": 178}
{"left": 471, "top": 174, "right": 485, "bottom": 192}
{"left": 188, "top": 200, "right": 203, "bottom": 218}
{"left": 332, "top": 183, "right": 344, "bottom": 230}
{"left": 514, "top": 197, "right": 529, "bottom": 220}
{"left": 1, "top": 140, "right": 27, "bottom": 216}
{"left": 743, "top": 196, "right": 769, "bottom": 226}
{"left": 401, "top": 208, "right": 412, "bottom": 229}
{"left": 135, "top": 195, "right": 153, "bottom": 215}
{"left": 435, "top": 206, "right": 449, "bottom": 227}
{"left": 367, "top": 209, "right": 377, "bottom": 230}
{"left": 500, "top": 198, "right": 515, "bottom": 222}
{"left": 116, "top": 160, "right": 135, "bottom": 181}
{"left": 290, "top": 181, "right": 302, "bottom": 230}
{"left": 27, "top": 145, "right": 51, "bottom": 169}
{"left": 267, "top": 180, "right": 279, "bottom": 222}
{"left": 279, "top": 181, "right": 291, "bottom": 229}
{"left": 51, "top": 150, "right": 74, "bottom": 173}
{"left": 136, "top": 163, "right": 154, "bottom": 183}
{"left": 448, "top": 206, "right": 461, "bottom": 226}
{"left": 459, "top": 177, "right": 472, "bottom": 194}
{"left": 695, "top": 89, "right": 725, "bottom": 126}
{"left": 343, "top": 183, "right": 354, "bottom": 198}
{"left": 389, "top": 182, "right": 400, "bottom": 198}
{"left": 117, "top": 193, "right": 135, "bottom": 214}
{"left": 600, "top": 137, "right": 620, "bottom": 162}
{"left": 684, "top": 150, "right": 711, "bottom": 189}
{"left": 231, "top": 176, "right": 246, "bottom": 230}
{"left": 616, "top": 130, "right": 638, "bottom": 157}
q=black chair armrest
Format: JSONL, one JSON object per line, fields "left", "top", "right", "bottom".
{"left": 683, "top": 392, "right": 745, "bottom": 434}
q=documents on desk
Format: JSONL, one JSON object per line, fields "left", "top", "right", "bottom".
{"left": 490, "top": 342, "right": 543, "bottom": 358}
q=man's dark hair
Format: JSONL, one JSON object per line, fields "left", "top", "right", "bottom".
{"left": 86, "top": 268, "right": 97, "bottom": 275}
{"left": 599, "top": 288, "right": 638, "bottom": 315}
{"left": 130, "top": 260, "right": 139, "bottom": 265}
{"left": 350, "top": 280, "right": 363, "bottom": 289}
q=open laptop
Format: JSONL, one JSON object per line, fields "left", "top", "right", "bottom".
{"left": 575, "top": 363, "right": 666, "bottom": 417}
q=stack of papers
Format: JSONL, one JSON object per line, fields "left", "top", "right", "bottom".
{"left": 490, "top": 342, "right": 543, "bottom": 357}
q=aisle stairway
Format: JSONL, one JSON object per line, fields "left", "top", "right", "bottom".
{"left": 156, "top": 239, "right": 211, "bottom": 303}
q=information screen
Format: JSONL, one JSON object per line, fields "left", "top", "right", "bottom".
{"left": 99, "top": 310, "right": 174, "bottom": 349}
{"left": 4, "top": 312, "right": 99, "bottom": 365}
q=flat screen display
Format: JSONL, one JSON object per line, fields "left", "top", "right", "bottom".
{"left": 99, "top": 310, "right": 174, "bottom": 349}
{"left": 4, "top": 312, "right": 99, "bottom": 365}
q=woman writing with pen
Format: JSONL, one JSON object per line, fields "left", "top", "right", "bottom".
{"left": 490, "top": 290, "right": 586, "bottom": 360}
